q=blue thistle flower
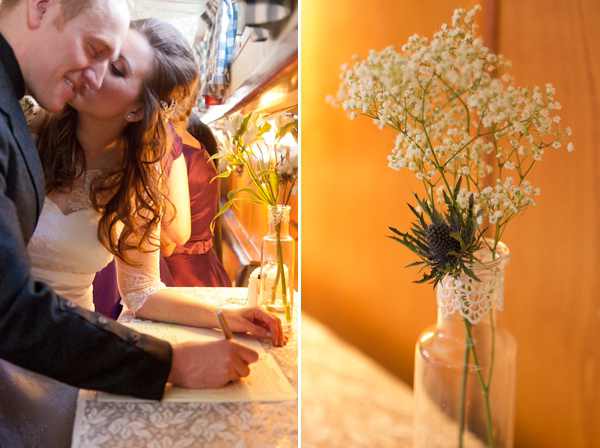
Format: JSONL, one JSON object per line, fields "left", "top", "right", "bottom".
{"left": 387, "top": 178, "right": 483, "bottom": 286}
{"left": 425, "top": 221, "right": 461, "bottom": 268}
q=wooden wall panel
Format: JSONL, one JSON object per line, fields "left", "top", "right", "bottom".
{"left": 496, "top": 0, "right": 600, "bottom": 446}
{"left": 301, "top": 0, "right": 600, "bottom": 446}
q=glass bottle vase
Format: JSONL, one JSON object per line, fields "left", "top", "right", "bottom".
{"left": 260, "top": 205, "right": 295, "bottom": 328}
{"left": 413, "top": 241, "right": 517, "bottom": 448}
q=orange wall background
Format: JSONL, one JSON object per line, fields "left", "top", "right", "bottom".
{"left": 301, "top": 0, "right": 600, "bottom": 446}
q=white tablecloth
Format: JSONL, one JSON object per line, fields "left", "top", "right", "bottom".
{"left": 301, "top": 313, "right": 414, "bottom": 447}
{"left": 71, "top": 287, "right": 298, "bottom": 448}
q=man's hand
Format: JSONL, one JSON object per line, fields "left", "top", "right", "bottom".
{"left": 167, "top": 340, "right": 258, "bottom": 389}
{"left": 222, "top": 307, "right": 287, "bottom": 347}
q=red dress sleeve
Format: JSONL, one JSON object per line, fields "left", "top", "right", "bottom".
{"left": 162, "top": 124, "right": 184, "bottom": 177}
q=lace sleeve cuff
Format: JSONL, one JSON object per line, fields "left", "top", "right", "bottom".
{"left": 120, "top": 282, "right": 168, "bottom": 316}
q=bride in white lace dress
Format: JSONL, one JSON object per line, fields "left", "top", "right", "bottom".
{"left": 1, "top": 19, "right": 284, "bottom": 448}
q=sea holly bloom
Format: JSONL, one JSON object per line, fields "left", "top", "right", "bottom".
{"left": 426, "top": 220, "right": 461, "bottom": 268}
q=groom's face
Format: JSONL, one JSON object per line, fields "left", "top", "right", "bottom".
{"left": 23, "top": 0, "right": 130, "bottom": 112}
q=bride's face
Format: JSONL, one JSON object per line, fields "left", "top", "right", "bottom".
{"left": 69, "top": 28, "right": 154, "bottom": 119}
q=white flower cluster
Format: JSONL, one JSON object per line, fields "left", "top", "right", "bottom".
{"left": 223, "top": 112, "right": 265, "bottom": 150}
{"left": 435, "top": 177, "right": 539, "bottom": 226}
{"left": 328, "top": 5, "right": 573, "bottom": 229}
{"left": 215, "top": 111, "right": 299, "bottom": 209}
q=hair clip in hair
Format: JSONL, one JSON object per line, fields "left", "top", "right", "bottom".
{"left": 160, "top": 99, "right": 177, "bottom": 122}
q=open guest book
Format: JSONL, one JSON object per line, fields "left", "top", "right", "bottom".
{"left": 79, "top": 322, "right": 297, "bottom": 402}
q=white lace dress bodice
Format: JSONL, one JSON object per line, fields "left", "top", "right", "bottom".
{"left": 28, "top": 196, "right": 113, "bottom": 309}
{"left": 27, "top": 170, "right": 166, "bottom": 313}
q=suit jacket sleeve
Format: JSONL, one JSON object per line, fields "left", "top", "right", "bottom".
{"left": 0, "top": 102, "right": 172, "bottom": 401}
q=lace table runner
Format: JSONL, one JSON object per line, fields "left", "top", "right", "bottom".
{"left": 71, "top": 287, "right": 298, "bottom": 448}
{"left": 301, "top": 313, "right": 414, "bottom": 447}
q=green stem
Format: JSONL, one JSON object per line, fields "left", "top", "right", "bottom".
{"left": 487, "top": 310, "right": 496, "bottom": 388}
{"left": 458, "top": 328, "right": 470, "bottom": 448}
{"left": 271, "top": 221, "right": 292, "bottom": 323}
{"left": 421, "top": 127, "right": 464, "bottom": 227}
{"left": 243, "top": 158, "right": 274, "bottom": 204}
{"left": 269, "top": 254, "right": 281, "bottom": 302}
{"left": 242, "top": 149, "right": 277, "bottom": 205}
{"left": 464, "top": 319, "right": 496, "bottom": 448}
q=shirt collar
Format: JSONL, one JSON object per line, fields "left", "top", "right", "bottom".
{"left": 0, "top": 31, "right": 25, "bottom": 99}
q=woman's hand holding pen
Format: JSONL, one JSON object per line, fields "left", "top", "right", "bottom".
{"left": 221, "top": 307, "right": 287, "bottom": 347}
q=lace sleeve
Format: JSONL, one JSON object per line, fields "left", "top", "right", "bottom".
{"left": 115, "top": 233, "right": 167, "bottom": 316}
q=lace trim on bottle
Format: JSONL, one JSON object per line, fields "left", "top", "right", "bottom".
{"left": 436, "top": 271, "right": 504, "bottom": 325}
{"left": 268, "top": 205, "right": 291, "bottom": 226}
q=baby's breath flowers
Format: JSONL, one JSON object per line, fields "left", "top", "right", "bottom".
{"left": 328, "top": 4, "right": 572, "bottom": 280}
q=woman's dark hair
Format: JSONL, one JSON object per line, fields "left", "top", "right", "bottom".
{"left": 36, "top": 18, "right": 199, "bottom": 264}
{"left": 186, "top": 114, "right": 218, "bottom": 157}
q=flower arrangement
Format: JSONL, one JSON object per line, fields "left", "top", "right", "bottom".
{"left": 329, "top": 5, "right": 572, "bottom": 447}
{"left": 212, "top": 111, "right": 298, "bottom": 323}
{"left": 328, "top": 5, "right": 572, "bottom": 283}
{"left": 212, "top": 112, "right": 298, "bottom": 216}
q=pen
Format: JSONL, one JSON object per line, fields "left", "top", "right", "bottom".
{"left": 216, "top": 310, "right": 233, "bottom": 339}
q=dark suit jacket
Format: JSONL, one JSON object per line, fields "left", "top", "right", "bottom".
{"left": 0, "top": 33, "right": 171, "bottom": 400}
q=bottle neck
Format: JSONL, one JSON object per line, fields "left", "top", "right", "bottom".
{"left": 268, "top": 205, "right": 291, "bottom": 236}
{"left": 435, "top": 240, "right": 509, "bottom": 326}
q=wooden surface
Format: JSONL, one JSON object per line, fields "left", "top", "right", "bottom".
{"left": 496, "top": 1, "right": 600, "bottom": 446}
{"left": 300, "top": 0, "right": 600, "bottom": 446}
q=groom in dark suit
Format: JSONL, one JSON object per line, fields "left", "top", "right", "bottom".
{"left": 0, "top": 0, "right": 259, "bottom": 414}
{"left": 0, "top": 0, "right": 177, "bottom": 399}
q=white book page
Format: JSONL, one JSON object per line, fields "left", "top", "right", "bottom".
{"left": 121, "top": 322, "right": 266, "bottom": 354}
{"left": 88, "top": 323, "right": 296, "bottom": 402}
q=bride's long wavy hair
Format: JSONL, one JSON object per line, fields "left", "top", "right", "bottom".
{"left": 36, "top": 18, "right": 199, "bottom": 264}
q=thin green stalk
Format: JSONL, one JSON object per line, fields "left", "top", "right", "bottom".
{"left": 421, "top": 127, "right": 464, "bottom": 226}
{"left": 458, "top": 329, "right": 470, "bottom": 448}
{"left": 243, "top": 157, "right": 273, "bottom": 203}
{"left": 481, "top": 236, "right": 495, "bottom": 255}
{"left": 269, "top": 259, "right": 281, "bottom": 301}
{"left": 282, "top": 180, "right": 296, "bottom": 207}
{"left": 465, "top": 319, "right": 495, "bottom": 448}
{"left": 487, "top": 310, "right": 496, "bottom": 388}
{"left": 493, "top": 225, "right": 501, "bottom": 253}
{"left": 424, "top": 179, "right": 435, "bottom": 206}
{"left": 243, "top": 147, "right": 275, "bottom": 202}
{"left": 270, "top": 223, "right": 283, "bottom": 304}
{"left": 270, "top": 221, "right": 292, "bottom": 323}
